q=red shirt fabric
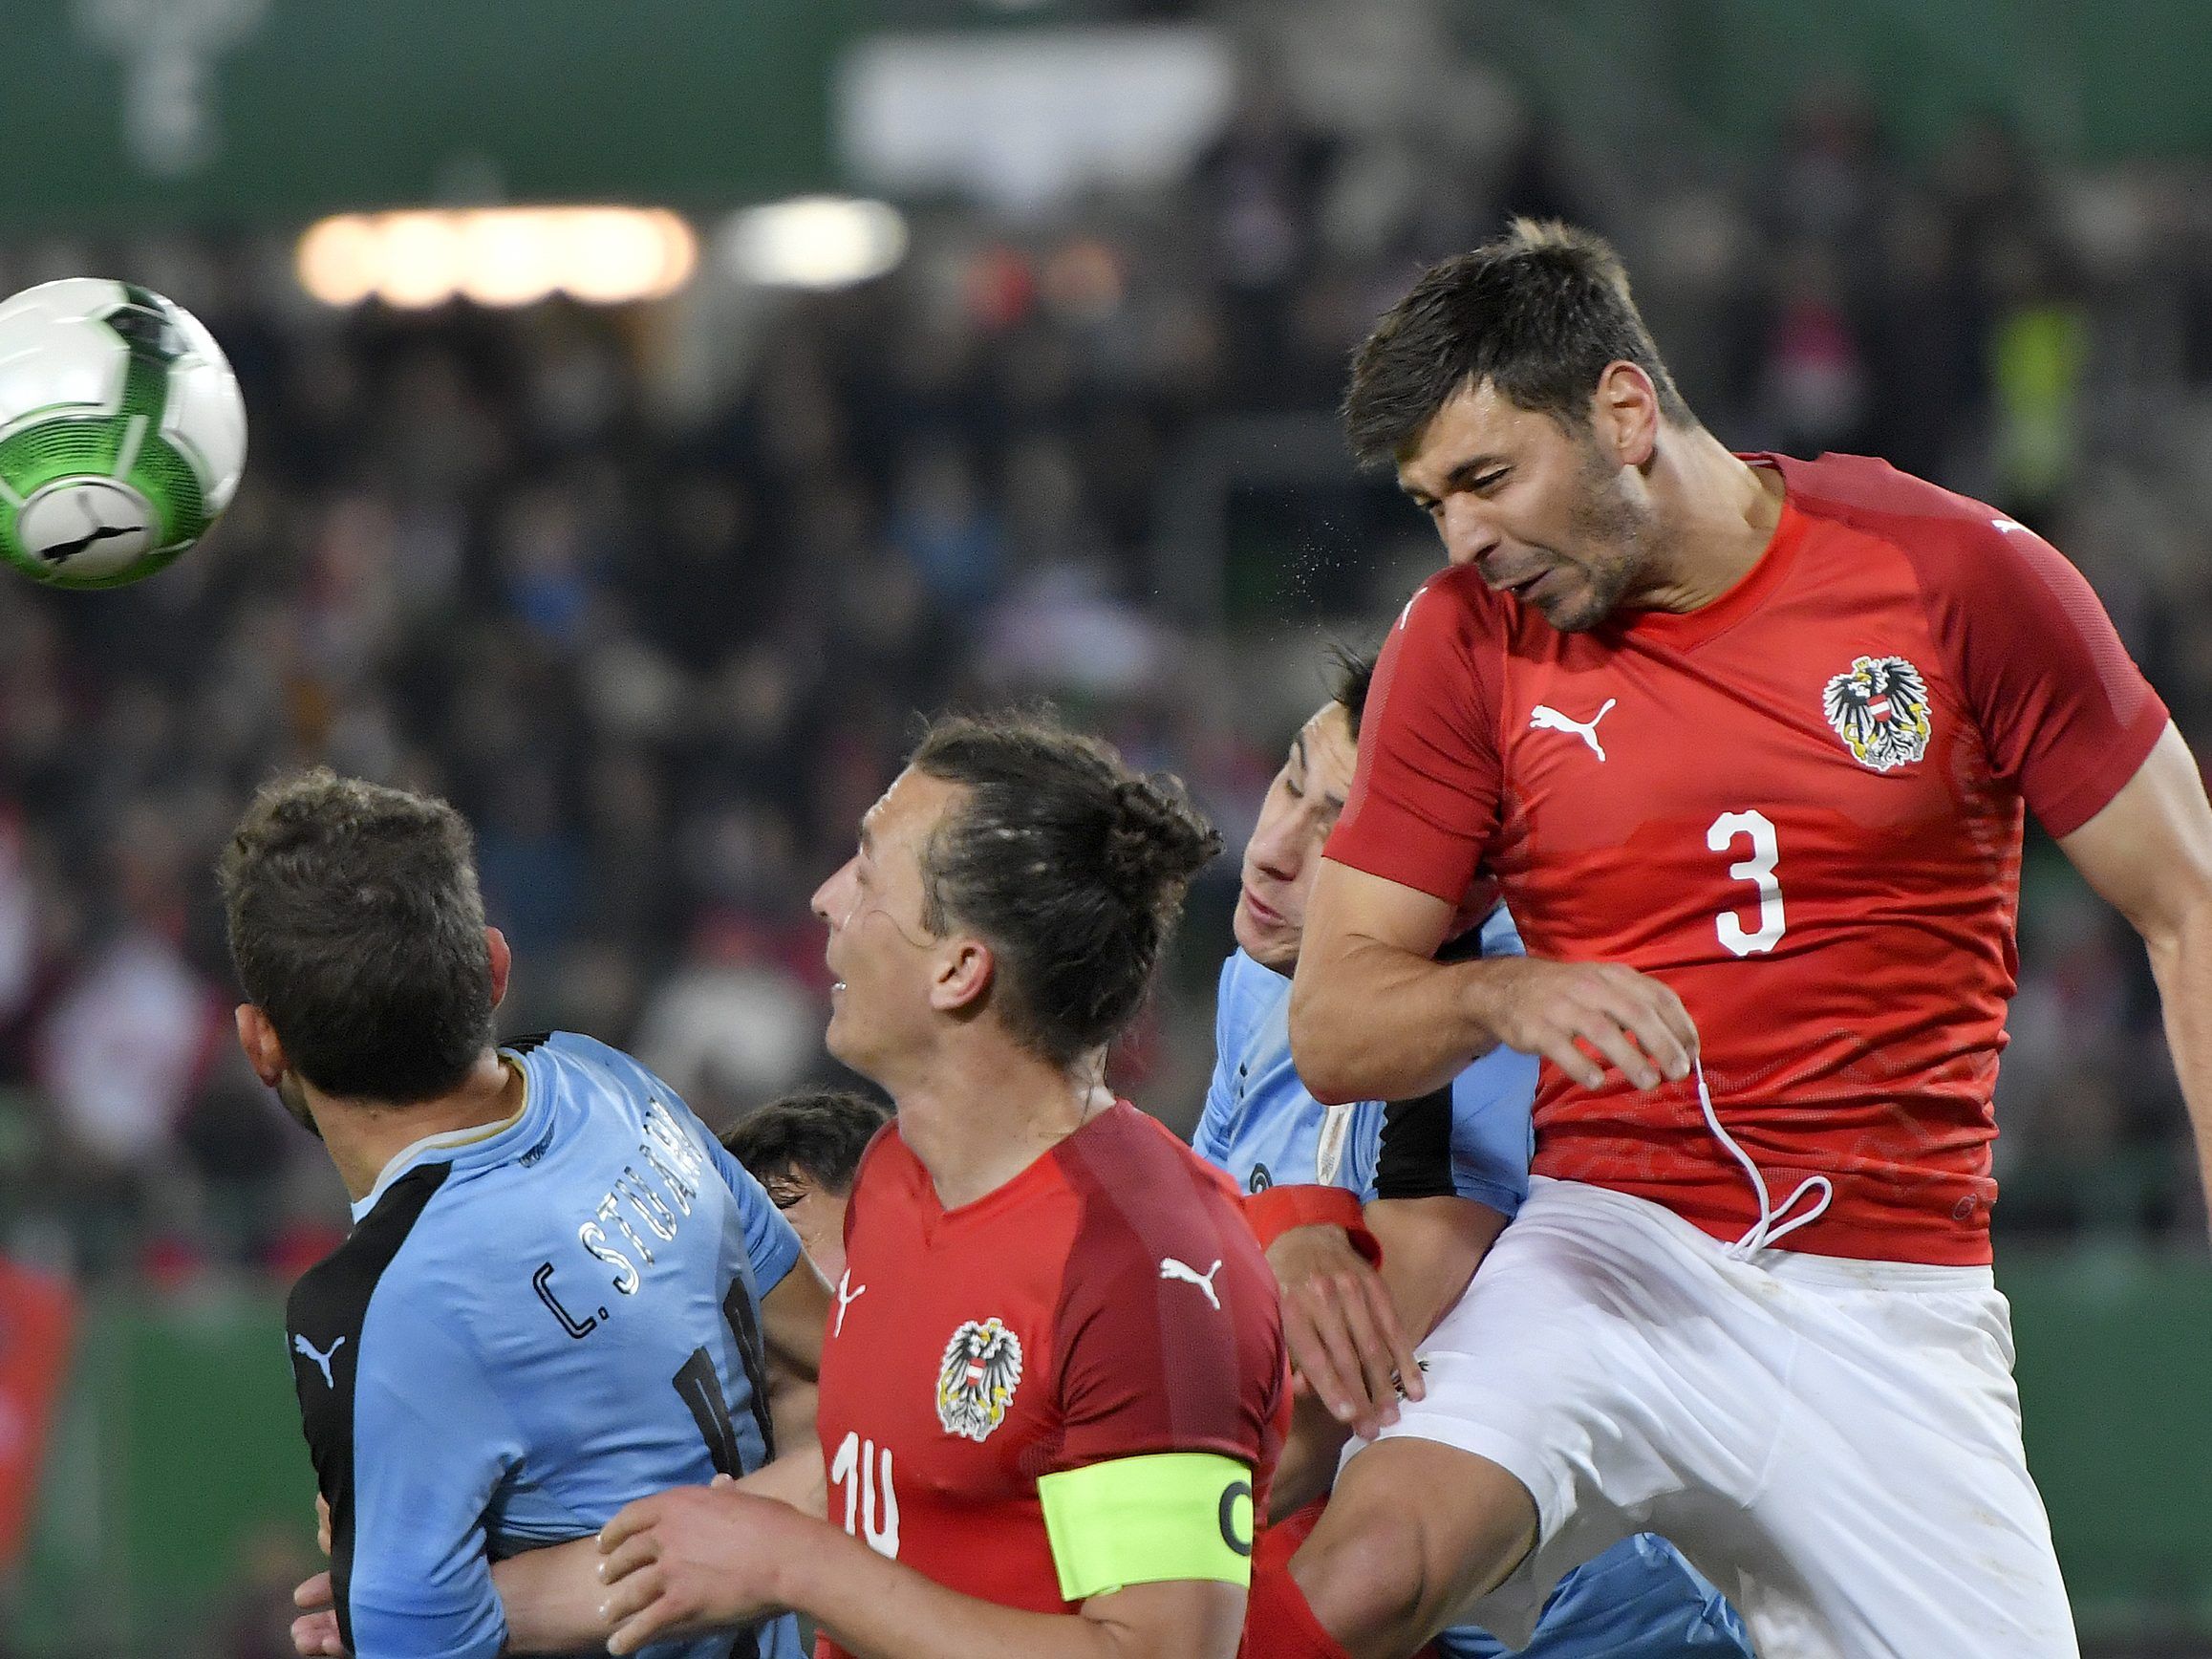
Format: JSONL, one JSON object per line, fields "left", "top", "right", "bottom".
{"left": 814, "top": 1102, "right": 1289, "bottom": 1653}
{"left": 1328, "top": 452, "right": 2168, "bottom": 1265}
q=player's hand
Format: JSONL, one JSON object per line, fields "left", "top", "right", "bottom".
{"left": 290, "top": 1569, "right": 346, "bottom": 1657}
{"left": 597, "top": 1483, "right": 794, "bottom": 1654}
{"left": 1469, "top": 958, "right": 1697, "bottom": 1091}
{"left": 1268, "top": 1222, "right": 1422, "bottom": 1438}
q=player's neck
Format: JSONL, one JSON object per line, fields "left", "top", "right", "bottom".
{"left": 1625, "top": 428, "right": 1787, "bottom": 614}
{"left": 891, "top": 1041, "right": 1113, "bottom": 1211}
{"left": 311, "top": 1050, "right": 526, "bottom": 1202}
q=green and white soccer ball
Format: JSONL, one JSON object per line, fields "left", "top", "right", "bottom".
{"left": 0, "top": 278, "right": 247, "bottom": 590}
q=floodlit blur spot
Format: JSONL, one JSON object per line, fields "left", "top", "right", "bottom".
{"left": 294, "top": 208, "right": 698, "bottom": 308}
{"left": 722, "top": 197, "right": 909, "bottom": 290}
{"left": 295, "top": 216, "right": 379, "bottom": 306}
{"left": 563, "top": 209, "right": 696, "bottom": 303}
{"left": 376, "top": 214, "right": 462, "bottom": 310}
{"left": 458, "top": 211, "right": 557, "bottom": 307}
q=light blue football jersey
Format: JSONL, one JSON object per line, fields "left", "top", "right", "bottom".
{"left": 285, "top": 1031, "right": 805, "bottom": 1659}
{"left": 1194, "top": 903, "right": 1535, "bottom": 1214}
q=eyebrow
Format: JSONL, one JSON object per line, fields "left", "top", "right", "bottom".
{"left": 1291, "top": 730, "right": 1348, "bottom": 810}
{"left": 1401, "top": 452, "right": 1509, "bottom": 504}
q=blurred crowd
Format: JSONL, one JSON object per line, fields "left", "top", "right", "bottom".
{"left": 4, "top": 37, "right": 2212, "bottom": 1312}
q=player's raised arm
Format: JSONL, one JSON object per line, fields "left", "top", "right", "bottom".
{"left": 2055, "top": 722, "right": 2212, "bottom": 1236}
{"left": 1288, "top": 580, "right": 1696, "bottom": 1106}
{"left": 1291, "top": 859, "right": 1696, "bottom": 1104}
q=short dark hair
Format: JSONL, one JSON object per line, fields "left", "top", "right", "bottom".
{"left": 721, "top": 1089, "right": 891, "bottom": 1198}
{"left": 910, "top": 711, "right": 1222, "bottom": 1068}
{"left": 1327, "top": 643, "right": 1376, "bottom": 742}
{"left": 1343, "top": 219, "right": 1695, "bottom": 467}
{"left": 217, "top": 769, "right": 494, "bottom": 1103}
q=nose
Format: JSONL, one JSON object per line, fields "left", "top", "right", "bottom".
{"left": 1437, "top": 496, "right": 1501, "bottom": 571}
{"left": 812, "top": 859, "right": 855, "bottom": 928}
{"left": 1245, "top": 801, "right": 1307, "bottom": 883}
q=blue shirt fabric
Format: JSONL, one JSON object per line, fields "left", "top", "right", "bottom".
{"left": 286, "top": 1031, "right": 805, "bottom": 1659}
{"left": 1195, "top": 904, "right": 1536, "bottom": 1214}
{"left": 1194, "top": 918, "right": 1752, "bottom": 1659}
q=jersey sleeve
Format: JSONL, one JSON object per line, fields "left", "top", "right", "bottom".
{"left": 1372, "top": 903, "right": 1533, "bottom": 1211}
{"left": 1040, "top": 1138, "right": 1283, "bottom": 1602}
{"left": 704, "top": 1127, "right": 804, "bottom": 1293}
{"left": 1327, "top": 573, "right": 1505, "bottom": 903}
{"left": 1192, "top": 956, "right": 1250, "bottom": 1174}
{"left": 1444, "top": 904, "right": 1536, "bottom": 1215}
{"left": 1048, "top": 1145, "right": 1282, "bottom": 1477}
{"left": 338, "top": 1305, "right": 521, "bottom": 1658}
{"left": 1917, "top": 517, "right": 2170, "bottom": 837}
{"left": 574, "top": 1035, "right": 805, "bottom": 1292}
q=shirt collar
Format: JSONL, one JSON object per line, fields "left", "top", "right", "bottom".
{"left": 349, "top": 1055, "right": 536, "bottom": 1222}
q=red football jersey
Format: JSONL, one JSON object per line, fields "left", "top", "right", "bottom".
{"left": 1329, "top": 452, "right": 2168, "bottom": 1265}
{"left": 813, "top": 1102, "right": 1289, "bottom": 1653}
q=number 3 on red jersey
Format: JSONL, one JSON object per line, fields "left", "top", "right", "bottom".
{"left": 1707, "top": 810, "right": 1785, "bottom": 957}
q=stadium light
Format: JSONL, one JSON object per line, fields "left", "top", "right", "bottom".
{"left": 294, "top": 208, "right": 698, "bottom": 309}
{"left": 721, "top": 197, "right": 909, "bottom": 290}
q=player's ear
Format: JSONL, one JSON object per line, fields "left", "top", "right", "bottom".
{"left": 236, "top": 1003, "right": 287, "bottom": 1088}
{"left": 484, "top": 927, "right": 511, "bottom": 1009}
{"left": 1592, "top": 360, "right": 1660, "bottom": 469}
{"left": 931, "top": 936, "right": 994, "bottom": 1015}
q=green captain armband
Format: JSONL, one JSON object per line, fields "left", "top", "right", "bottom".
{"left": 1037, "top": 1452, "right": 1256, "bottom": 1603}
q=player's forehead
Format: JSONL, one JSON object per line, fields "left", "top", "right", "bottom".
{"left": 862, "top": 767, "right": 964, "bottom": 855}
{"left": 1396, "top": 379, "right": 1555, "bottom": 495}
{"left": 1293, "top": 702, "right": 1357, "bottom": 793}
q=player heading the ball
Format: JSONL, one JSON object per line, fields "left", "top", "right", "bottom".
{"left": 1241, "top": 218, "right": 2212, "bottom": 1659}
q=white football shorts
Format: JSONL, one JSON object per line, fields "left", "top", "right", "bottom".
{"left": 1360, "top": 1175, "right": 2078, "bottom": 1657}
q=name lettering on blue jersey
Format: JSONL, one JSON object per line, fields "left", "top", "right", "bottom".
{"left": 618, "top": 1169, "right": 680, "bottom": 1241}
{"left": 578, "top": 1098, "right": 715, "bottom": 1297}
{"left": 637, "top": 1136, "right": 699, "bottom": 1216}
{"left": 285, "top": 1034, "right": 807, "bottom": 1659}
{"left": 532, "top": 1261, "right": 602, "bottom": 1338}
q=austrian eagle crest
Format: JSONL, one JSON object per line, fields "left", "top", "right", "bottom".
{"left": 1822, "top": 655, "right": 1932, "bottom": 772}
{"left": 936, "top": 1317, "right": 1023, "bottom": 1442}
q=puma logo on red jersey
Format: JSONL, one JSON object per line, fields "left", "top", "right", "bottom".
{"left": 1529, "top": 699, "right": 1617, "bottom": 762}
{"left": 1159, "top": 1257, "right": 1225, "bottom": 1310}
{"left": 834, "top": 1270, "right": 867, "bottom": 1338}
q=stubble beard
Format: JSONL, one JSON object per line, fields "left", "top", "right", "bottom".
{"left": 1545, "top": 450, "right": 1655, "bottom": 633}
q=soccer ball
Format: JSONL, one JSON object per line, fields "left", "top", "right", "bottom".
{"left": 0, "top": 278, "right": 247, "bottom": 590}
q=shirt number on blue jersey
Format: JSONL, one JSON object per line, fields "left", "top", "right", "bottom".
{"left": 1707, "top": 810, "right": 1786, "bottom": 957}
{"left": 670, "top": 1281, "right": 777, "bottom": 1476}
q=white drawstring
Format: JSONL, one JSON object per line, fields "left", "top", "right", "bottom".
{"left": 1693, "top": 1058, "right": 1833, "bottom": 1257}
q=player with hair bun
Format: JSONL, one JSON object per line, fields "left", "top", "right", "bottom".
{"left": 597, "top": 711, "right": 1289, "bottom": 1659}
